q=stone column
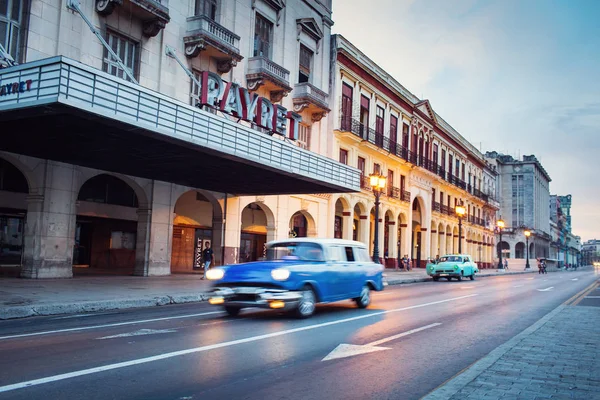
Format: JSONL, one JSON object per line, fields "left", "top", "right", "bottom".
{"left": 145, "top": 182, "right": 174, "bottom": 276}
{"left": 359, "top": 215, "right": 369, "bottom": 246}
{"left": 377, "top": 215, "right": 384, "bottom": 264}
{"left": 212, "top": 217, "right": 224, "bottom": 266}
{"left": 431, "top": 228, "right": 438, "bottom": 259}
{"left": 21, "top": 162, "right": 78, "bottom": 279}
{"left": 133, "top": 208, "right": 151, "bottom": 276}
{"left": 342, "top": 211, "right": 353, "bottom": 240}
{"left": 388, "top": 220, "right": 398, "bottom": 267}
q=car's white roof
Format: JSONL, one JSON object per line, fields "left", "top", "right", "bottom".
{"left": 267, "top": 237, "right": 367, "bottom": 248}
{"left": 440, "top": 254, "right": 472, "bottom": 257}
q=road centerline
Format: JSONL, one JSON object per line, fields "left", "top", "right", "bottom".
{"left": 0, "top": 294, "right": 477, "bottom": 393}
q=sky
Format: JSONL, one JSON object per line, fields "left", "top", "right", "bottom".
{"left": 332, "top": 0, "right": 600, "bottom": 242}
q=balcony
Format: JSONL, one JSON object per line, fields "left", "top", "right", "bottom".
{"left": 184, "top": 15, "right": 243, "bottom": 74}
{"left": 292, "top": 82, "right": 330, "bottom": 122}
{"left": 246, "top": 57, "right": 293, "bottom": 102}
{"left": 432, "top": 201, "right": 441, "bottom": 213}
{"left": 401, "top": 190, "right": 411, "bottom": 203}
{"left": 95, "top": 0, "right": 170, "bottom": 37}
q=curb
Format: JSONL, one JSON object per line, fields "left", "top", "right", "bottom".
{"left": 0, "top": 293, "right": 211, "bottom": 320}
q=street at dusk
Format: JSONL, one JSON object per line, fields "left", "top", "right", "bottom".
{"left": 1, "top": 0, "right": 600, "bottom": 399}
{"left": 1, "top": 270, "right": 598, "bottom": 399}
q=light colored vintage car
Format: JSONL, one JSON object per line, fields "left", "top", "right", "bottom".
{"left": 206, "top": 238, "right": 385, "bottom": 318}
{"left": 426, "top": 254, "right": 479, "bottom": 281}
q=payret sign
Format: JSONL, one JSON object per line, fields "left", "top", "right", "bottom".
{"left": 196, "top": 71, "right": 302, "bottom": 140}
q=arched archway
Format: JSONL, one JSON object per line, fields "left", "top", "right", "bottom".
{"left": 290, "top": 210, "right": 316, "bottom": 238}
{"left": 240, "top": 202, "right": 275, "bottom": 263}
{"left": 75, "top": 174, "right": 144, "bottom": 275}
{"left": 515, "top": 242, "right": 525, "bottom": 259}
{"left": 334, "top": 197, "right": 351, "bottom": 239}
{"left": 384, "top": 209, "right": 394, "bottom": 266}
{"left": 498, "top": 241, "right": 510, "bottom": 259}
{"left": 171, "top": 190, "right": 222, "bottom": 273}
{"left": 0, "top": 158, "right": 29, "bottom": 267}
{"left": 411, "top": 197, "right": 425, "bottom": 268}
{"left": 354, "top": 202, "right": 367, "bottom": 242}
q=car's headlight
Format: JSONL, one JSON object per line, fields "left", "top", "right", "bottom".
{"left": 206, "top": 268, "right": 225, "bottom": 280}
{"left": 454, "top": 265, "right": 459, "bottom": 270}
{"left": 271, "top": 268, "right": 290, "bottom": 281}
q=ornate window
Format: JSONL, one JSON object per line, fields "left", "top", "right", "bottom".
{"left": 253, "top": 14, "right": 273, "bottom": 58}
{"left": 103, "top": 30, "right": 139, "bottom": 82}
{"left": 195, "top": 0, "right": 218, "bottom": 20}
{"left": 297, "top": 124, "right": 311, "bottom": 150}
{"left": 0, "top": 0, "right": 24, "bottom": 62}
{"left": 298, "top": 44, "right": 312, "bottom": 83}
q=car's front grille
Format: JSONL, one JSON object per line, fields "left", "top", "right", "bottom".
{"left": 232, "top": 294, "right": 258, "bottom": 302}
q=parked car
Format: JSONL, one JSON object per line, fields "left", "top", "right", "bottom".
{"left": 426, "top": 254, "right": 479, "bottom": 281}
{"left": 206, "top": 238, "right": 385, "bottom": 318}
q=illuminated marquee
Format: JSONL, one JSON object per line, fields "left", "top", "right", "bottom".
{"left": 195, "top": 71, "right": 302, "bottom": 140}
{"left": 0, "top": 79, "right": 33, "bottom": 96}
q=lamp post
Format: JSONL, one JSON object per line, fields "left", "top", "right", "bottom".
{"left": 497, "top": 218, "right": 505, "bottom": 269}
{"left": 455, "top": 202, "right": 466, "bottom": 253}
{"left": 524, "top": 229, "right": 531, "bottom": 270}
{"left": 369, "top": 172, "right": 387, "bottom": 264}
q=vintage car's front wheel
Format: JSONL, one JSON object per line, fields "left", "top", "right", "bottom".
{"left": 355, "top": 285, "right": 371, "bottom": 308}
{"left": 470, "top": 273, "right": 475, "bottom": 280}
{"left": 432, "top": 276, "right": 440, "bottom": 281}
{"left": 295, "top": 286, "right": 316, "bottom": 318}
{"left": 224, "top": 306, "right": 241, "bottom": 317}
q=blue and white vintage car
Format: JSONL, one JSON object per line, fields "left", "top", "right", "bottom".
{"left": 426, "top": 254, "right": 479, "bottom": 281}
{"left": 206, "top": 238, "right": 385, "bottom": 318}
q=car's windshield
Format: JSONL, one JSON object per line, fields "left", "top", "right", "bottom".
{"left": 440, "top": 256, "right": 463, "bottom": 262}
{"left": 266, "top": 242, "right": 325, "bottom": 261}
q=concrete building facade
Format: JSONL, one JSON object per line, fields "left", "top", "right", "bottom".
{"left": 330, "top": 35, "right": 500, "bottom": 269}
{"left": 0, "top": 0, "right": 363, "bottom": 278}
{"left": 484, "top": 152, "right": 552, "bottom": 265}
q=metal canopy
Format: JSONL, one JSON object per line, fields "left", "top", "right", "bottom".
{"left": 0, "top": 57, "right": 359, "bottom": 195}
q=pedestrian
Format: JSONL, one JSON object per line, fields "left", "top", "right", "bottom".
{"left": 406, "top": 255, "right": 411, "bottom": 271}
{"left": 503, "top": 258, "right": 509, "bottom": 271}
{"left": 201, "top": 241, "right": 214, "bottom": 279}
{"left": 537, "top": 258, "right": 543, "bottom": 274}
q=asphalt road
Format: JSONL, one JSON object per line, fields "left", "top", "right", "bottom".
{"left": 0, "top": 269, "right": 597, "bottom": 400}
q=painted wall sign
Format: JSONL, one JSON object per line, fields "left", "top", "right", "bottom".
{"left": 195, "top": 71, "right": 301, "bottom": 140}
{"left": 0, "top": 79, "right": 33, "bottom": 96}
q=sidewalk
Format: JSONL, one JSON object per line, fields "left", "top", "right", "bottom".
{"left": 424, "top": 280, "right": 600, "bottom": 400}
{"left": 0, "top": 267, "right": 537, "bottom": 320}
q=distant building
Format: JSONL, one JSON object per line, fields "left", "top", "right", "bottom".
{"left": 549, "top": 194, "right": 579, "bottom": 265}
{"left": 484, "top": 152, "right": 552, "bottom": 261}
{"left": 582, "top": 239, "right": 600, "bottom": 265}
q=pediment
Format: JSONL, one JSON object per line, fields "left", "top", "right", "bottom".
{"left": 415, "top": 99, "right": 437, "bottom": 125}
{"left": 297, "top": 17, "right": 324, "bottom": 41}
{"left": 256, "top": 0, "right": 285, "bottom": 12}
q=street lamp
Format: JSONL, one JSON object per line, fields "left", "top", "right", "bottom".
{"left": 497, "top": 218, "right": 505, "bottom": 269}
{"left": 369, "top": 172, "right": 387, "bottom": 263}
{"left": 524, "top": 229, "right": 531, "bottom": 270}
{"left": 455, "top": 202, "right": 466, "bottom": 253}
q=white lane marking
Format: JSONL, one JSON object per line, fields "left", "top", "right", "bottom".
{"left": 366, "top": 323, "right": 442, "bottom": 347}
{"left": 0, "top": 311, "right": 223, "bottom": 341}
{"left": 375, "top": 292, "right": 394, "bottom": 296}
{"left": 512, "top": 285, "right": 524, "bottom": 288}
{"left": 526, "top": 278, "right": 535, "bottom": 280}
{"left": 537, "top": 287, "right": 554, "bottom": 292}
{"left": 585, "top": 296, "right": 600, "bottom": 299}
{"left": 460, "top": 286, "right": 475, "bottom": 289}
{"left": 321, "top": 323, "right": 442, "bottom": 362}
{"left": 571, "top": 278, "right": 579, "bottom": 281}
{"left": 97, "top": 329, "right": 177, "bottom": 340}
{"left": 0, "top": 294, "right": 477, "bottom": 393}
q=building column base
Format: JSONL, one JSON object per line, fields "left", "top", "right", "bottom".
{"left": 20, "top": 259, "right": 73, "bottom": 279}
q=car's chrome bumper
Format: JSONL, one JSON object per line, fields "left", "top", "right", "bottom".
{"left": 208, "top": 287, "right": 302, "bottom": 310}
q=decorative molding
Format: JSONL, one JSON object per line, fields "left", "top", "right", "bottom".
{"left": 184, "top": 41, "right": 205, "bottom": 58}
{"left": 296, "top": 18, "right": 324, "bottom": 53}
{"left": 247, "top": 77, "right": 264, "bottom": 91}
{"left": 217, "top": 59, "right": 237, "bottom": 74}
{"left": 255, "top": 196, "right": 265, "bottom": 203}
{"left": 311, "top": 112, "right": 327, "bottom": 122}
{"left": 95, "top": 0, "right": 121, "bottom": 16}
{"left": 301, "top": 199, "right": 309, "bottom": 211}
{"left": 252, "top": 0, "right": 286, "bottom": 25}
{"left": 270, "top": 90, "right": 287, "bottom": 103}
{"left": 142, "top": 19, "right": 165, "bottom": 37}
{"left": 293, "top": 101, "right": 309, "bottom": 113}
